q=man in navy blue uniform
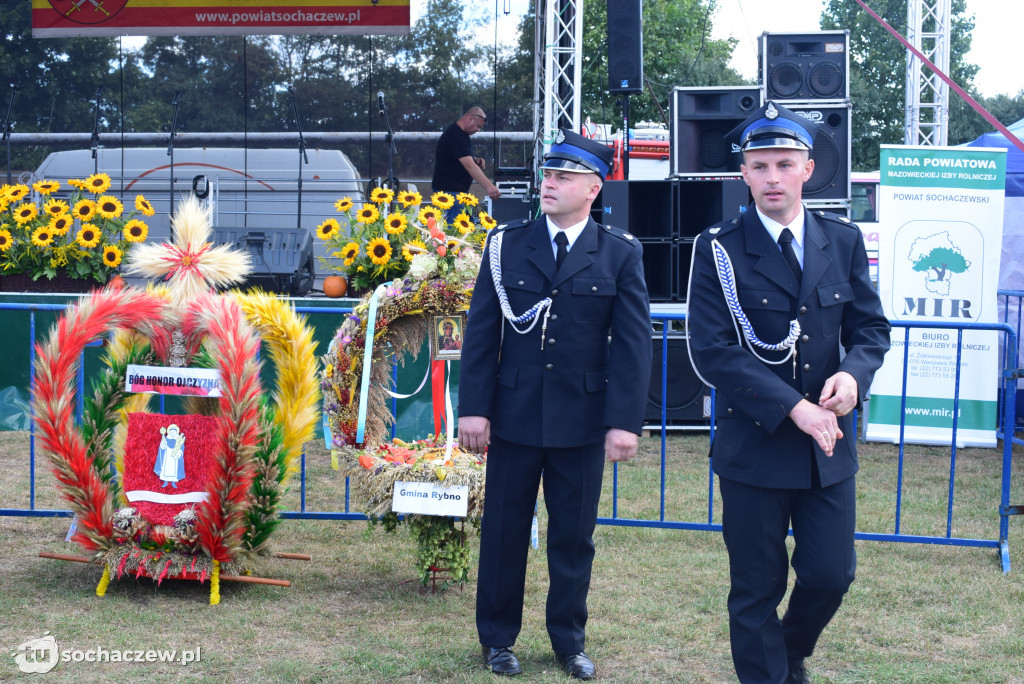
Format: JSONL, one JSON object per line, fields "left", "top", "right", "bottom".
{"left": 686, "top": 102, "right": 891, "bottom": 684}
{"left": 458, "top": 129, "right": 652, "bottom": 680}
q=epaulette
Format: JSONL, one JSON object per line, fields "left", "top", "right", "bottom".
{"left": 703, "top": 217, "right": 738, "bottom": 238}
{"left": 495, "top": 218, "right": 531, "bottom": 232}
{"left": 600, "top": 223, "right": 641, "bottom": 246}
{"left": 814, "top": 210, "right": 860, "bottom": 232}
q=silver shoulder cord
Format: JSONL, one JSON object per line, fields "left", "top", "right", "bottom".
{"left": 488, "top": 229, "right": 553, "bottom": 350}
{"left": 709, "top": 237, "right": 801, "bottom": 374}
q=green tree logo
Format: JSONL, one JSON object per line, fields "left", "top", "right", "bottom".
{"left": 907, "top": 232, "right": 971, "bottom": 297}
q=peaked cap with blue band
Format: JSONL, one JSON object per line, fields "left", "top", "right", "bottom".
{"left": 726, "top": 100, "right": 819, "bottom": 152}
{"left": 540, "top": 129, "right": 613, "bottom": 178}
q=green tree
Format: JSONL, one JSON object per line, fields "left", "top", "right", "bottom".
{"left": 821, "top": 0, "right": 978, "bottom": 171}
{"left": 912, "top": 246, "right": 969, "bottom": 282}
{"left": 580, "top": 0, "right": 744, "bottom": 128}
{"left": 0, "top": 1, "right": 120, "bottom": 171}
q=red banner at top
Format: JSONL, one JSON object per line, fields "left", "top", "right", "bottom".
{"left": 31, "top": 0, "right": 410, "bottom": 37}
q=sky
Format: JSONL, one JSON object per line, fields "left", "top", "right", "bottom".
{"left": 709, "top": 0, "right": 1023, "bottom": 98}
{"left": 455, "top": 0, "right": 1021, "bottom": 100}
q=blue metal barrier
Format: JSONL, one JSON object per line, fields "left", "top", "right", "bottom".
{"left": 0, "top": 301, "right": 1019, "bottom": 572}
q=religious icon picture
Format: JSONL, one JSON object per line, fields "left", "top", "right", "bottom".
{"left": 431, "top": 313, "right": 466, "bottom": 360}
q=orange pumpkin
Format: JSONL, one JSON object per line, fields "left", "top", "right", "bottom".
{"left": 323, "top": 275, "right": 348, "bottom": 298}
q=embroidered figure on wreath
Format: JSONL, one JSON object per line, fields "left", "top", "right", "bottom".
{"left": 155, "top": 424, "right": 186, "bottom": 488}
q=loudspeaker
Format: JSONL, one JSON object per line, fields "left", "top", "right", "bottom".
{"left": 598, "top": 180, "right": 674, "bottom": 239}
{"left": 212, "top": 227, "right": 315, "bottom": 296}
{"left": 670, "top": 86, "right": 760, "bottom": 175}
{"left": 646, "top": 335, "right": 711, "bottom": 424}
{"left": 491, "top": 193, "right": 534, "bottom": 224}
{"left": 760, "top": 30, "right": 849, "bottom": 102}
{"left": 640, "top": 241, "right": 674, "bottom": 302}
{"left": 788, "top": 102, "right": 852, "bottom": 201}
{"left": 607, "top": 0, "right": 643, "bottom": 94}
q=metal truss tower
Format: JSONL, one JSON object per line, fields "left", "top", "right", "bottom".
{"left": 904, "top": 0, "right": 952, "bottom": 146}
{"left": 534, "top": 0, "right": 583, "bottom": 165}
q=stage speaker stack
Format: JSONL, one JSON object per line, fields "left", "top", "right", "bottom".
{"left": 645, "top": 335, "right": 712, "bottom": 426}
{"left": 670, "top": 86, "right": 760, "bottom": 176}
{"left": 597, "top": 178, "right": 749, "bottom": 303}
{"left": 607, "top": 0, "right": 644, "bottom": 94}
{"left": 212, "top": 227, "right": 315, "bottom": 296}
{"left": 759, "top": 30, "right": 852, "bottom": 209}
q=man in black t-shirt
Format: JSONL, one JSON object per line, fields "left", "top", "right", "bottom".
{"left": 432, "top": 107, "right": 501, "bottom": 217}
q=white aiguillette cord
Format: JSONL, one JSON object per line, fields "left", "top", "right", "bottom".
{"left": 489, "top": 229, "right": 554, "bottom": 349}
{"left": 710, "top": 238, "right": 801, "bottom": 374}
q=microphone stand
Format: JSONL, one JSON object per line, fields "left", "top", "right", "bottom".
{"left": 89, "top": 86, "right": 103, "bottom": 175}
{"left": 379, "top": 95, "right": 397, "bottom": 191}
{"left": 167, "top": 91, "right": 181, "bottom": 236}
{"left": 289, "top": 86, "right": 309, "bottom": 231}
{"left": 2, "top": 86, "right": 18, "bottom": 185}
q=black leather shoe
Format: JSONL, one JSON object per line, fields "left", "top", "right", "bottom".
{"left": 787, "top": 659, "right": 810, "bottom": 684}
{"left": 482, "top": 646, "right": 522, "bottom": 676}
{"left": 556, "top": 652, "right": 596, "bottom": 680}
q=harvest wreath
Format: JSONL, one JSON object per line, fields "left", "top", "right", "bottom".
{"left": 33, "top": 196, "right": 320, "bottom": 604}
{"left": 321, "top": 215, "right": 488, "bottom": 587}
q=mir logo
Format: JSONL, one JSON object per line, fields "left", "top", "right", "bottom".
{"left": 13, "top": 632, "right": 59, "bottom": 674}
{"left": 620, "top": 79, "right": 630, "bottom": 87}
{"left": 902, "top": 297, "right": 972, "bottom": 318}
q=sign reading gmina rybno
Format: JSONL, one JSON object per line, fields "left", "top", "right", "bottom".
{"left": 31, "top": 0, "right": 410, "bottom": 38}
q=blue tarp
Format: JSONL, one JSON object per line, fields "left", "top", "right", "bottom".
{"left": 965, "top": 117, "right": 1024, "bottom": 197}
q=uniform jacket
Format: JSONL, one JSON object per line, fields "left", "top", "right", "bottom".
{"left": 686, "top": 205, "right": 891, "bottom": 488}
{"left": 459, "top": 216, "right": 652, "bottom": 448}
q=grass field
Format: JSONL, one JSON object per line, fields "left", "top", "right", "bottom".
{"left": 1, "top": 430, "right": 1023, "bottom": 683}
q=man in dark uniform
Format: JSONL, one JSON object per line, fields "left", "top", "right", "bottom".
{"left": 458, "top": 129, "right": 652, "bottom": 680}
{"left": 686, "top": 101, "right": 891, "bottom": 684}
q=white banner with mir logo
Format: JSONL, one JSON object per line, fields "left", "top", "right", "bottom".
{"left": 866, "top": 145, "right": 1006, "bottom": 447}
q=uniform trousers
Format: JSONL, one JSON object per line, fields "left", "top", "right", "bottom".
{"left": 476, "top": 434, "right": 605, "bottom": 654}
{"left": 719, "top": 475, "right": 857, "bottom": 684}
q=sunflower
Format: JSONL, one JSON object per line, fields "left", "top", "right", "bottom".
{"left": 67, "top": 178, "right": 87, "bottom": 191}
{"left": 49, "top": 215, "right": 73, "bottom": 235}
{"left": 13, "top": 203, "right": 38, "bottom": 225}
{"left": 123, "top": 219, "right": 148, "bottom": 243}
{"left": 76, "top": 224, "right": 101, "bottom": 249}
{"left": 453, "top": 213, "right": 474, "bottom": 235}
{"left": 0, "top": 228, "right": 12, "bottom": 252}
{"left": 402, "top": 239, "right": 427, "bottom": 261}
{"left": 33, "top": 180, "right": 61, "bottom": 195}
{"left": 431, "top": 192, "right": 455, "bottom": 210}
{"left": 384, "top": 213, "right": 407, "bottom": 234}
{"left": 31, "top": 226, "right": 54, "bottom": 247}
{"left": 447, "top": 239, "right": 461, "bottom": 255}
{"left": 96, "top": 195, "right": 123, "bottom": 219}
{"left": 418, "top": 206, "right": 440, "bottom": 225}
{"left": 366, "top": 237, "right": 392, "bottom": 265}
{"left": 334, "top": 197, "right": 354, "bottom": 213}
{"left": 5, "top": 184, "right": 28, "bottom": 201}
{"left": 397, "top": 190, "right": 422, "bottom": 208}
{"left": 370, "top": 187, "right": 394, "bottom": 205}
{"left": 356, "top": 203, "right": 380, "bottom": 224}
{"left": 102, "top": 244, "right": 123, "bottom": 268}
{"left": 135, "top": 195, "right": 155, "bottom": 217}
{"left": 85, "top": 172, "right": 112, "bottom": 194}
{"left": 316, "top": 218, "right": 340, "bottom": 240}
{"left": 43, "top": 199, "right": 70, "bottom": 217}
{"left": 340, "top": 241, "right": 360, "bottom": 266}
{"left": 456, "top": 192, "right": 479, "bottom": 208}
{"left": 478, "top": 211, "right": 498, "bottom": 231}
{"left": 73, "top": 199, "right": 97, "bottom": 221}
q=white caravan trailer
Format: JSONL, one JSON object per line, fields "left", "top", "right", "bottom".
{"left": 31, "top": 147, "right": 366, "bottom": 293}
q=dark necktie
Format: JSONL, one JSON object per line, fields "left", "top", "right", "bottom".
{"left": 554, "top": 231, "right": 569, "bottom": 269}
{"left": 778, "top": 228, "right": 802, "bottom": 283}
